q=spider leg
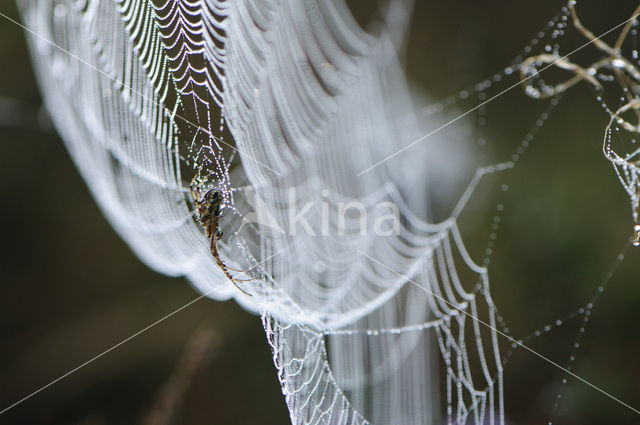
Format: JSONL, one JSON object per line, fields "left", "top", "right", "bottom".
{"left": 190, "top": 176, "right": 203, "bottom": 201}
{"left": 212, "top": 231, "right": 247, "bottom": 273}
{"left": 210, "top": 237, "right": 254, "bottom": 295}
{"left": 224, "top": 265, "right": 247, "bottom": 273}
{"left": 231, "top": 277, "right": 253, "bottom": 282}
{"left": 219, "top": 261, "right": 253, "bottom": 294}
{"left": 216, "top": 254, "right": 251, "bottom": 275}
{"left": 222, "top": 269, "right": 253, "bottom": 294}
{"left": 229, "top": 279, "right": 252, "bottom": 296}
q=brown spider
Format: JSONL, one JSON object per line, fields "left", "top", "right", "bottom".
{"left": 190, "top": 177, "right": 252, "bottom": 295}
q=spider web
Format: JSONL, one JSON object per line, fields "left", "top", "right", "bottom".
{"left": 17, "top": 0, "right": 639, "bottom": 424}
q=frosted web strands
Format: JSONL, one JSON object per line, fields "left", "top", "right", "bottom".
{"left": 357, "top": 3, "right": 640, "bottom": 177}
{"left": 17, "top": 0, "right": 640, "bottom": 423}
{"left": 604, "top": 100, "right": 640, "bottom": 243}
{"left": 19, "top": 0, "right": 507, "bottom": 421}
{"left": 521, "top": 1, "right": 640, "bottom": 242}
{"left": 19, "top": 0, "right": 469, "bottom": 422}
{"left": 355, "top": 237, "right": 505, "bottom": 425}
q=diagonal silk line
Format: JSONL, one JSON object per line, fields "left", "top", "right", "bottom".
{"left": 357, "top": 11, "right": 640, "bottom": 176}
{"left": 0, "top": 11, "right": 282, "bottom": 177}
{"left": 0, "top": 250, "right": 282, "bottom": 416}
{"left": 357, "top": 249, "right": 640, "bottom": 416}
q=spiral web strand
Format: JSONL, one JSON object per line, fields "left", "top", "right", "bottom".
{"left": 16, "top": 0, "right": 639, "bottom": 423}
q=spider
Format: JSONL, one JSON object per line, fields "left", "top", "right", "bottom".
{"left": 190, "top": 176, "right": 252, "bottom": 295}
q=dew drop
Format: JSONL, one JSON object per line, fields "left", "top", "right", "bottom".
{"left": 611, "top": 58, "right": 626, "bottom": 69}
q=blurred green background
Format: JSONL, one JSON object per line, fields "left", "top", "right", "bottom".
{"left": 1, "top": 0, "right": 639, "bottom": 424}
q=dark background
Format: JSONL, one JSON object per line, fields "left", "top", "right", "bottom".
{"left": 1, "top": 0, "right": 639, "bottom": 424}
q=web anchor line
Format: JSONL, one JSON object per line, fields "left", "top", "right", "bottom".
{"left": 0, "top": 251, "right": 281, "bottom": 416}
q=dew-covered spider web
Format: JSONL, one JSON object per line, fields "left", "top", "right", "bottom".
{"left": 17, "top": 0, "right": 640, "bottom": 423}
